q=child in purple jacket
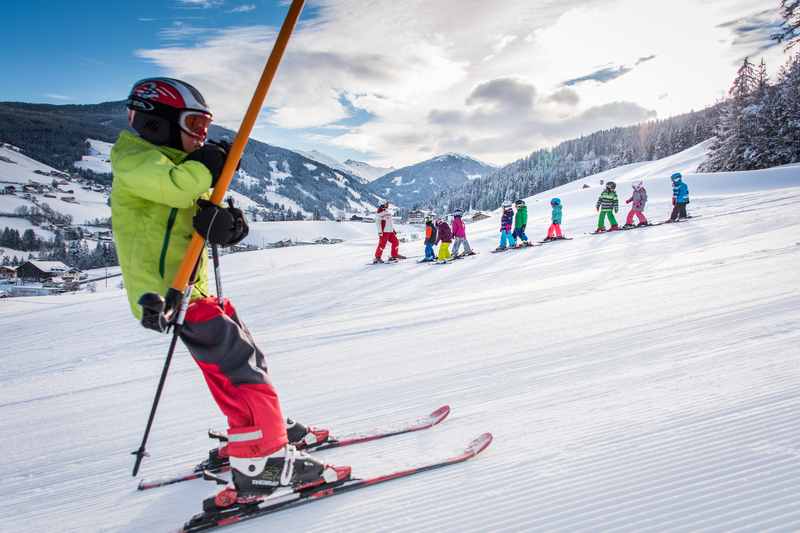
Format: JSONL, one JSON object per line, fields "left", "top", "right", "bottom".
{"left": 496, "top": 201, "right": 515, "bottom": 251}
{"left": 435, "top": 216, "right": 453, "bottom": 261}
{"left": 450, "top": 208, "right": 474, "bottom": 257}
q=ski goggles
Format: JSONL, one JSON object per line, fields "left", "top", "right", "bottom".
{"left": 179, "top": 111, "right": 213, "bottom": 140}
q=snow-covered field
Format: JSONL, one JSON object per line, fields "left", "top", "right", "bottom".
{"left": 1, "top": 143, "right": 799, "bottom": 532}
{"left": 73, "top": 139, "right": 113, "bottom": 175}
{"left": 0, "top": 144, "right": 111, "bottom": 225}
{"left": 244, "top": 219, "right": 419, "bottom": 247}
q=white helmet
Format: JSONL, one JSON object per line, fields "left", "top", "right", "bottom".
{"left": 633, "top": 180, "right": 644, "bottom": 190}
{"left": 502, "top": 200, "right": 512, "bottom": 209}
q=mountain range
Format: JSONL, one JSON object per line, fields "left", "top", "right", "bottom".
{"left": 370, "top": 153, "right": 495, "bottom": 208}
{"left": 0, "top": 101, "right": 384, "bottom": 219}
{"left": 0, "top": 100, "right": 496, "bottom": 218}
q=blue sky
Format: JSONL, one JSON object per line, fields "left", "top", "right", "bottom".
{"left": 2, "top": 1, "right": 296, "bottom": 104}
{"left": 2, "top": 0, "right": 788, "bottom": 167}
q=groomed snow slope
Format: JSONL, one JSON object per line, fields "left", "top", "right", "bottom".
{"left": 1, "top": 143, "right": 799, "bottom": 532}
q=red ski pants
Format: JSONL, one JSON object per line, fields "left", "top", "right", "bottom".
{"left": 547, "top": 223, "right": 563, "bottom": 238}
{"left": 626, "top": 210, "right": 648, "bottom": 225}
{"left": 375, "top": 231, "right": 400, "bottom": 259}
{"left": 180, "top": 297, "right": 287, "bottom": 458}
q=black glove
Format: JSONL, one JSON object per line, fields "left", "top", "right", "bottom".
{"left": 185, "top": 143, "right": 227, "bottom": 187}
{"left": 207, "top": 140, "right": 243, "bottom": 172}
{"left": 138, "top": 290, "right": 181, "bottom": 333}
{"left": 193, "top": 197, "right": 249, "bottom": 246}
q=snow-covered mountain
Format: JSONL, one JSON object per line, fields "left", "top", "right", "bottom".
{"left": 229, "top": 137, "right": 382, "bottom": 219}
{"left": 296, "top": 150, "right": 394, "bottom": 183}
{"left": 295, "top": 149, "right": 354, "bottom": 176}
{"left": 341, "top": 159, "right": 394, "bottom": 182}
{"left": 369, "top": 153, "right": 495, "bottom": 207}
{"left": 0, "top": 101, "right": 382, "bottom": 220}
{"left": 3, "top": 141, "right": 799, "bottom": 531}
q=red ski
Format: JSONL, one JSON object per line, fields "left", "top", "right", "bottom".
{"left": 178, "top": 432, "right": 493, "bottom": 532}
{"left": 138, "top": 405, "right": 451, "bottom": 490}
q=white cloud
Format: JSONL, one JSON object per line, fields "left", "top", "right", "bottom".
{"left": 159, "top": 21, "right": 210, "bottom": 42}
{"left": 136, "top": 0, "right": 790, "bottom": 166}
{"left": 44, "top": 94, "right": 72, "bottom": 101}
{"left": 228, "top": 4, "right": 256, "bottom": 13}
{"left": 177, "top": 0, "right": 222, "bottom": 8}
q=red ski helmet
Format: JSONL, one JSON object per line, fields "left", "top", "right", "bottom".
{"left": 127, "top": 78, "right": 213, "bottom": 150}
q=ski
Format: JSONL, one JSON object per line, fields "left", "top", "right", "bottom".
{"left": 138, "top": 405, "right": 451, "bottom": 491}
{"left": 368, "top": 255, "right": 416, "bottom": 266}
{"left": 492, "top": 243, "right": 537, "bottom": 253}
{"left": 178, "top": 432, "right": 493, "bottom": 532}
{"left": 618, "top": 223, "right": 660, "bottom": 231}
{"left": 586, "top": 228, "right": 624, "bottom": 235}
{"left": 661, "top": 215, "right": 698, "bottom": 224}
{"left": 537, "top": 237, "right": 573, "bottom": 244}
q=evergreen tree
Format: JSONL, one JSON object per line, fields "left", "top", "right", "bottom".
{"left": 700, "top": 58, "right": 758, "bottom": 171}
{"left": 773, "top": 52, "right": 800, "bottom": 164}
{"left": 729, "top": 57, "right": 757, "bottom": 100}
{"left": 756, "top": 58, "right": 769, "bottom": 94}
{"left": 773, "top": 0, "right": 800, "bottom": 50}
{"left": 21, "top": 229, "right": 38, "bottom": 251}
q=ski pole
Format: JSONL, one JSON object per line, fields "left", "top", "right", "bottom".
{"left": 211, "top": 242, "right": 223, "bottom": 305}
{"left": 131, "top": 280, "right": 194, "bottom": 477}
{"left": 130, "top": 0, "right": 306, "bottom": 477}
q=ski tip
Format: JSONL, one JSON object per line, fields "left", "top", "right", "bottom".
{"left": 430, "top": 405, "right": 451, "bottom": 425}
{"left": 467, "top": 432, "right": 493, "bottom": 456}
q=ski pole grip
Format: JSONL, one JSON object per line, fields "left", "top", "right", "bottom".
{"left": 170, "top": 0, "right": 306, "bottom": 293}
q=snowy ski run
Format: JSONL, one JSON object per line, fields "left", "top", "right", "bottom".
{"left": 179, "top": 433, "right": 493, "bottom": 532}
{"left": 138, "top": 405, "right": 451, "bottom": 490}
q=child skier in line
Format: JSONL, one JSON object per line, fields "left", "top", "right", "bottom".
{"left": 435, "top": 215, "right": 453, "bottom": 261}
{"left": 496, "top": 201, "right": 515, "bottom": 251}
{"left": 450, "top": 208, "right": 475, "bottom": 257}
{"left": 668, "top": 172, "right": 690, "bottom": 222}
{"left": 512, "top": 199, "right": 531, "bottom": 247}
{"left": 544, "top": 198, "right": 564, "bottom": 240}
{"left": 623, "top": 180, "right": 648, "bottom": 228}
{"left": 595, "top": 181, "right": 620, "bottom": 232}
{"left": 421, "top": 214, "right": 437, "bottom": 262}
{"left": 374, "top": 201, "right": 406, "bottom": 263}
{"left": 112, "top": 78, "right": 341, "bottom": 511}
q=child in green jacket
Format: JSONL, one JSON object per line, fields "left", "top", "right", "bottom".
{"left": 112, "top": 78, "right": 336, "bottom": 509}
{"left": 595, "top": 181, "right": 620, "bottom": 232}
{"left": 512, "top": 199, "right": 531, "bottom": 247}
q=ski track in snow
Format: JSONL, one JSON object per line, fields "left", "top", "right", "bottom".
{"left": 1, "top": 151, "right": 799, "bottom": 532}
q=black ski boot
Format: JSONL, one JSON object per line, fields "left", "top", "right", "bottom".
{"left": 286, "top": 418, "right": 330, "bottom": 449}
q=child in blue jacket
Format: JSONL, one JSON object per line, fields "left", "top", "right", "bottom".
{"left": 669, "top": 172, "right": 690, "bottom": 221}
{"left": 544, "top": 198, "right": 564, "bottom": 240}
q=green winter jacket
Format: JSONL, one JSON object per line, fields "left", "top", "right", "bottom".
{"left": 596, "top": 190, "right": 619, "bottom": 211}
{"left": 111, "top": 130, "right": 212, "bottom": 319}
{"left": 514, "top": 205, "right": 528, "bottom": 228}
